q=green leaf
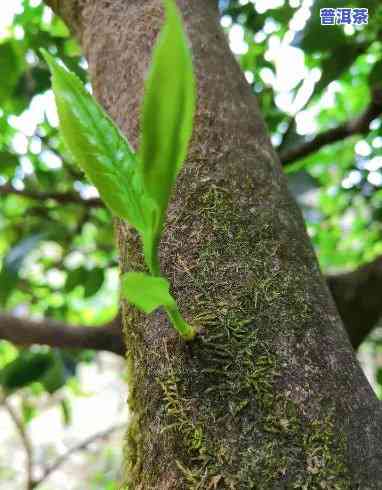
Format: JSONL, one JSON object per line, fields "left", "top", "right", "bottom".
{"left": 139, "top": 0, "right": 196, "bottom": 239}
{"left": 50, "top": 16, "right": 70, "bottom": 38}
{"left": 1, "top": 351, "right": 54, "bottom": 391}
{"left": 65, "top": 267, "right": 105, "bottom": 297}
{"left": 40, "top": 49, "right": 146, "bottom": 232}
{"left": 122, "top": 272, "right": 176, "bottom": 314}
{"left": 41, "top": 351, "right": 67, "bottom": 394}
{"left": 65, "top": 266, "right": 86, "bottom": 292}
{"left": 0, "top": 341, "right": 18, "bottom": 370}
{"left": 0, "top": 42, "right": 24, "bottom": 102}
{"left": 0, "top": 151, "right": 18, "bottom": 178}
{"left": 83, "top": 267, "right": 104, "bottom": 297}
{"left": 369, "top": 59, "right": 382, "bottom": 88}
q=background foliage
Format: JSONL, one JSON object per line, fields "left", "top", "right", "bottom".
{"left": 0, "top": 0, "right": 381, "bottom": 488}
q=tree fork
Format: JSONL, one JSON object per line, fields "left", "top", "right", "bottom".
{"left": 44, "top": 0, "right": 382, "bottom": 488}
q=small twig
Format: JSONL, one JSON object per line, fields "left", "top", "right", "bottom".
{"left": 0, "top": 183, "right": 103, "bottom": 208}
{"left": 278, "top": 82, "right": 315, "bottom": 152}
{"left": 33, "top": 423, "right": 125, "bottom": 488}
{"left": 2, "top": 398, "right": 35, "bottom": 490}
{"left": 280, "top": 87, "right": 382, "bottom": 166}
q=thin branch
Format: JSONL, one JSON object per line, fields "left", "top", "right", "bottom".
{"left": 2, "top": 398, "right": 35, "bottom": 490}
{"left": 32, "top": 423, "right": 125, "bottom": 488}
{"left": 2, "top": 394, "right": 124, "bottom": 490}
{"left": 280, "top": 88, "right": 382, "bottom": 166}
{"left": 278, "top": 83, "right": 316, "bottom": 152}
{"left": 327, "top": 255, "right": 382, "bottom": 350}
{"left": 0, "top": 183, "right": 103, "bottom": 208}
{"left": 0, "top": 314, "right": 125, "bottom": 356}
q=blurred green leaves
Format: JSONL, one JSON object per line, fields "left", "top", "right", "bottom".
{"left": 0, "top": 346, "right": 94, "bottom": 395}
{"left": 65, "top": 266, "right": 105, "bottom": 298}
{"left": 0, "top": 41, "right": 25, "bottom": 105}
{"left": 0, "top": 350, "right": 53, "bottom": 391}
{"left": 369, "top": 58, "right": 382, "bottom": 87}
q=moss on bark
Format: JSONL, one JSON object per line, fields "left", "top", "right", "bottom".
{"left": 120, "top": 184, "right": 350, "bottom": 489}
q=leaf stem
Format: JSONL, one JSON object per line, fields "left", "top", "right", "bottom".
{"left": 165, "top": 304, "right": 196, "bottom": 341}
{"left": 143, "top": 235, "right": 161, "bottom": 276}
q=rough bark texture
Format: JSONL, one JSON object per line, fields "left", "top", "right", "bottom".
{"left": 46, "top": 1, "right": 382, "bottom": 488}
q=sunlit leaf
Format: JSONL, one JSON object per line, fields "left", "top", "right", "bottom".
{"left": 41, "top": 49, "right": 146, "bottom": 232}
{"left": 139, "top": 0, "right": 196, "bottom": 244}
{"left": 122, "top": 272, "right": 176, "bottom": 314}
{"left": 1, "top": 351, "right": 54, "bottom": 391}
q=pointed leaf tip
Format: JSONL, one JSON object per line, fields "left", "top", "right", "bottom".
{"left": 138, "top": 0, "right": 196, "bottom": 268}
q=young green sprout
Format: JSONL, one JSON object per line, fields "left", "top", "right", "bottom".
{"left": 42, "top": 0, "right": 196, "bottom": 341}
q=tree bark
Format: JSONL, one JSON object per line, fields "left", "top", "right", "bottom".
{"left": 45, "top": 1, "right": 382, "bottom": 488}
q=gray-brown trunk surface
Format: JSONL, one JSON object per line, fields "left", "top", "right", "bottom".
{"left": 46, "top": 0, "right": 382, "bottom": 488}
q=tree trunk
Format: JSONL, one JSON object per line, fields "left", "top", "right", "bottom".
{"left": 46, "top": 1, "right": 382, "bottom": 488}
